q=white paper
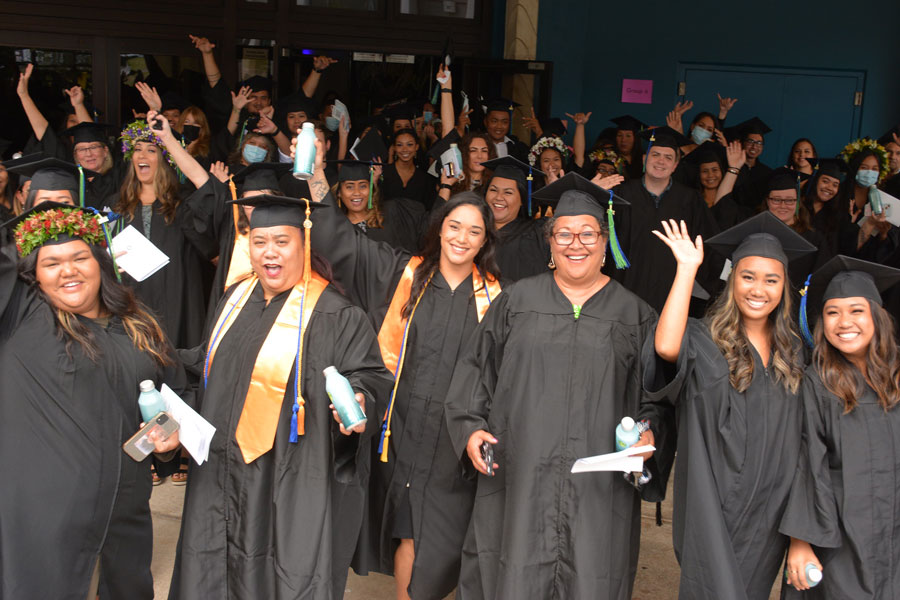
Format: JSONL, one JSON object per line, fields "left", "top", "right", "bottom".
{"left": 570, "top": 444, "right": 655, "bottom": 474}
{"left": 331, "top": 99, "right": 348, "bottom": 125}
{"left": 864, "top": 190, "right": 900, "bottom": 226}
{"left": 719, "top": 258, "right": 733, "bottom": 282}
{"left": 349, "top": 135, "right": 361, "bottom": 160}
{"left": 111, "top": 225, "right": 169, "bottom": 282}
{"left": 160, "top": 384, "right": 216, "bottom": 465}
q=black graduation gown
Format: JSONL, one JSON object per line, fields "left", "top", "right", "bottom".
{"left": 779, "top": 368, "right": 900, "bottom": 600}
{"left": 640, "top": 319, "right": 803, "bottom": 600}
{"left": 381, "top": 163, "right": 438, "bottom": 211}
{"left": 168, "top": 283, "right": 392, "bottom": 600}
{"left": 732, "top": 161, "right": 772, "bottom": 212}
{"left": 710, "top": 192, "right": 746, "bottom": 231}
{"left": 111, "top": 197, "right": 214, "bottom": 348}
{"left": 613, "top": 178, "right": 721, "bottom": 313}
{"left": 0, "top": 244, "right": 188, "bottom": 600}
{"left": 309, "top": 196, "right": 490, "bottom": 599}
{"left": 495, "top": 216, "right": 550, "bottom": 281}
{"left": 445, "top": 274, "right": 665, "bottom": 600}
{"left": 351, "top": 198, "right": 427, "bottom": 254}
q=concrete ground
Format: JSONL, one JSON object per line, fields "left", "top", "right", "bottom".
{"left": 150, "top": 471, "right": 783, "bottom": 599}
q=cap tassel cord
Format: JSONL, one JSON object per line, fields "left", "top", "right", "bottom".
{"left": 607, "top": 190, "right": 630, "bottom": 269}
{"left": 799, "top": 274, "right": 814, "bottom": 348}
{"left": 290, "top": 199, "right": 314, "bottom": 442}
{"left": 795, "top": 175, "right": 802, "bottom": 218}
{"left": 367, "top": 165, "right": 375, "bottom": 210}
{"left": 86, "top": 206, "right": 121, "bottom": 282}
{"left": 527, "top": 168, "right": 534, "bottom": 217}
{"left": 642, "top": 132, "right": 654, "bottom": 174}
{"left": 78, "top": 165, "right": 85, "bottom": 208}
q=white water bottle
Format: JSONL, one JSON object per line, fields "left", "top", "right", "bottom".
{"left": 138, "top": 380, "right": 166, "bottom": 422}
{"left": 615, "top": 417, "right": 640, "bottom": 450}
{"left": 323, "top": 366, "right": 367, "bottom": 430}
{"left": 293, "top": 122, "right": 317, "bottom": 180}
{"left": 805, "top": 563, "right": 822, "bottom": 587}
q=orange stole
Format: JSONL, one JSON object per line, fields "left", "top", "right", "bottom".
{"left": 204, "top": 273, "right": 329, "bottom": 463}
{"left": 224, "top": 204, "right": 253, "bottom": 289}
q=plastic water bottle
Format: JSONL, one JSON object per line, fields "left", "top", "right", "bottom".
{"left": 323, "top": 366, "right": 367, "bottom": 430}
{"left": 138, "top": 380, "right": 167, "bottom": 423}
{"left": 293, "top": 122, "right": 317, "bottom": 180}
{"left": 868, "top": 185, "right": 884, "bottom": 215}
{"left": 615, "top": 416, "right": 640, "bottom": 450}
{"left": 805, "top": 563, "right": 822, "bottom": 587}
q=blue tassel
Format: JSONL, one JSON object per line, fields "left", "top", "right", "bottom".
{"left": 527, "top": 168, "right": 533, "bottom": 217}
{"left": 377, "top": 420, "right": 388, "bottom": 455}
{"left": 799, "top": 274, "right": 814, "bottom": 348}
{"left": 289, "top": 404, "right": 299, "bottom": 444}
{"left": 606, "top": 190, "right": 629, "bottom": 269}
{"left": 642, "top": 133, "right": 655, "bottom": 174}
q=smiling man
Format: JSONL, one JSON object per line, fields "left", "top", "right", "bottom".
{"left": 613, "top": 126, "right": 720, "bottom": 313}
{"left": 169, "top": 194, "right": 392, "bottom": 600}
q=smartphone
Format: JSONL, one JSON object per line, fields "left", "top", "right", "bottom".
{"left": 150, "top": 116, "right": 164, "bottom": 131}
{"left": 481, "top": 440, "right": 494, "bottom": 476}
{"left": 245, "top": 115, "right": 261, "bottom": 132}
{"left": 123, "top": 412, "right": 179, "bottom": 461}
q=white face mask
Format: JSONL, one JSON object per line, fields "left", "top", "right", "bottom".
{"left": 855, "top": 169, "right": 879, "bottom": 187}
{"left": 691, "top": 126, "right": 712, "bottom": 145}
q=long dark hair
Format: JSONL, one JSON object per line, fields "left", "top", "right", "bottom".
{"left": 804, "top": 170, "right": 845, "bottom": 236}
{"left": 451, "top": 133, "right": 497, "bottom": 195}
{"left": 784, "top": 137, "right": 818, "bottom": 171}
{"left": 842, "top": 148, "right": 881, "bottom": 200}
{"left": 18, "top": 242, "right": 172, "bottom": 366}
{"left": 117, "top": 146, "right": 181, "bottom": 224}
{"left": 401, "top": 193, "right": 500, "bottom": 318}
{"left": 813, "top": 299, "right": 900, "bottom": 412}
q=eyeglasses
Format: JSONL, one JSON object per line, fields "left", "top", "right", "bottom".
{"left": 551, "top": 230, "right": 602, "bottom": 246}
{"left": 74, "top": 144, "right": 105, "bottom": 155}
{"left": 744, "top": 139, "right": 764, "bottom": 147}
{"left": 767, "top": 197, "right": 797, "bottom": 205}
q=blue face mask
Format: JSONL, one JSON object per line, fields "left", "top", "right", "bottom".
{"left": 856, "top": 169, "right": 879, "bottom": 187}
{"left": 423, "top": 110, "right": 433, "bottom": 124}
{"left": 691, "top": 125, "right": 713, "bottom": 145}
{"left": 325, "top": 116, "right": 340, "bottom": 132}
{"left": 242, "top": 143, "right": 267, "bottom": 164}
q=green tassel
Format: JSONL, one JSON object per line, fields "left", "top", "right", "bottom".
{"left": 799, "top": 275, "right": 813, "bottom": 347}
{"left": 368, "top": 165, "right": 374, "bottom": 210}
{"left": 606, "top": 191, "right": 629, "bottom": 269}
{"left": 78, "top": 165, "right": 85, "bottom": 207}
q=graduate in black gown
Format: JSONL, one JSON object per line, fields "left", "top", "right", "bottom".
{"left": 0, "top": 203, "right": 187, "bottom": 599}
{"left": 613, "top": 127, "right": 721, "bottom": 313}
{"left": 5, "top": 156, "right": 92, "bottom": 210}
{"left": 803, "top": 158, "right": 848, "bottom": 260}
{"left": 380, "top": 128, "right": 437, "bottom": 210}
{"left": 682, "top": 140, "right": 745, "bottom": 230}
{"left": 169, "top": 194, "right": 392, "bottom": 600}
{"left": 641, "top": 214, "right": 815, "bottom": 599}
{"left": 302, "top": 137, "right": 503, "bottom": 600}
{"left": 445, "top": 177, "right": 668, "bottom": 600}
{"left": 781, "top": 256, "right": 900, "bottom": 598}
{"left": 726, "top": 117, "right": 773, "bottom": 213}
{"left": 110, "top": 113, "right": 214, "bottom": 348}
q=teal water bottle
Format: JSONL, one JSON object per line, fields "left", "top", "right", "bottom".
{"left": 805, "top": 563, "right": 822, "bottom": 587}
{"left": 868, "top": 185, "right": 884, "bottom": 215}
{"left": 615, "top": 417, "right": 640, "bottom": 450}
{"left": 138, "top": 380, "right": 166, "bottom": 422}
{"left": 293, "top": 122, "right": 317, "bottom": 180}
{"left": 323, "top": 366, "right": 367, "bottom": 430}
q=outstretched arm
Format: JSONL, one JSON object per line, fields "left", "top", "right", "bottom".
{"left": 302, "top": 55, "right": 337, "bottom": 98}
{"left": 149, "top": 110, "right": 210, "bottom": 189}
{"left": 16, "top": 64, "right": 49, "bottom": 141}
{"left": 652, "top": 219, "right": 704, "bottom": 362}
{"left": 437, "top": 65, "right": 455, "bottom": 138}
{"left": 566, "top": 111, "right": 591, "bottom": 168}
{"left": 190, "top": 35, "right": 222, "bottom": 88}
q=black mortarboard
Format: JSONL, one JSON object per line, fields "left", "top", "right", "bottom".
{"left": 877, "top": 126, "right": 900, "bottom": 147}
{"left": 232, "top": 162, "right": 291, "bottom": 194}
{"left": 62, "top": 122, "right": 110, "bottom": 146}
{"left": 5, "top": 158, "right": 97, "bottom": 207}
{"left": 539, "top": 117, "right": 567, "bottom": 138}
{"left": 767, "top": 166, "right": 809, "bottom": 192}
{"left": 351, "top": 128, "right": 389, "bottom": 163}
{"left": 278, "top": 93, "right": 315, "bottom": 116}
{"left": 610, "top": 115, "right": 646, "bottom": 132}
{"left": 482, "top": 97, "right": 520, "bottom": 114}
{"left": 806, "top": 158, "right": 848, "bottom": 181}
{"left": 229, "top": 193, "right": 329, "bottom": 229}
{"left": 481, "top": 156, "right": 547, "bottom": 216}
{"left": 334, "top": 159, "right": 375, "bottom": 182}
{"left": 383, "top": 102, "right": 418, "bottom": 124}
{"left": 239, "top": 75, "right": 273, "bottom": 94}
{"left": 705, "top": 211, "right": 816, "bottom": 268}
{"left": 683, "top": 141, "right": 727, "bottom": 167}
{"left": 638, "top": 126, "right": 692, "bottom": 152}
{"left": 160, "top": 91, "right": 188, "bottom": 112}
{"left": 724, "top": 117, "right": 772, "bottom": 141}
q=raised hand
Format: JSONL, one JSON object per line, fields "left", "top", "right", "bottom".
{"left": 313, "top": 55, "right": 337, "bottom": 72}
{"left": 717, "top": 93, "right": 738, "bottom": 117}
{"left": 189, "top": 35, "right": 215, "bottom": 54}
{"left": 436, "top": 64, "right": 451, "bottom": 89}
{"left": 591, "top": 173, "right": 624, "bottom": 190}
{"left": 522, "top": 107, "right": 542, "bottom": 135}
{"left": 259, "top": 105, "right": 275, "bottom": 120}
{"left": 565, "top": 111, "right": 591, "bottom": 126}
{"left": 652, "top": 219, "right": 703, "bottom": 269}
{"left": 16, "top": 63, "right": 33, "bottom": 97}
{"left": 546, "top": 168, "right": 564, "bottom": 184}
{"left": 209, "top": 161, "right": 230, "bottom": 183}
{"left": 146, "top": 110, "right": 174, "bottom": 143}
{"left": 457, "top": 108, "right": 472, "bottom": 130}
{"left": 65, "top": 86, "right": 85, "bottom": 107}
{"left": 231, "top": 86, "right": 252, "bottom": 110}
{"left": 255, "top": 114, "right": 278, "bottom": 135}
{"left": 135, "top": 81, "right": 162, "bottom": 112}
{"left": 725, "top": 141, "right": 746, "bottom": 170}
{"left": 714, "top": 129, "right": 727, "bottom": 146}
{"left": 666, "top": 109, "right": 683, "bottom": 133}
{"left": 371, "top": 156, "right": 384, "bottom": 180}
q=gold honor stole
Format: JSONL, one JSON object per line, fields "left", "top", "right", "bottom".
{"left": 203, "top": 272, "right": 329, "bottom": 463}
{"left": 224, "top": 178, "right": 253, "bottom": 289}
{"left": 376, "top": 256, "right": 501, "bottom": 461}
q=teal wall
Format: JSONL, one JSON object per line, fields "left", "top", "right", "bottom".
{"left": 534, "top": 0, "right": 900, "bottom": 154}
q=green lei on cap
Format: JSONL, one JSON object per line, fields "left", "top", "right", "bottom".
{"left": 14, "top": 207, "right": 106, "bottom": 258}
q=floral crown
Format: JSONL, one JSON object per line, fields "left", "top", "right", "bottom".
{"left": 119, "top": 120, "right": 177, "bottom": 170}
{"left": 588, "top": 148, "right": 625, "bottom": 170}
{"left": 14, "top": 207, "right": 107, "bottom": 258}
{"left": 528, "top": 136, "right": 571, "bottom": 167}
{"left": 841, "top": 138, "right": 890, "bottom": 183}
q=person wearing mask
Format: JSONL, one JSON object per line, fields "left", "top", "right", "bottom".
{"left": 841, "top": 139, "right": 897, "bottom": 261}
{"left": 445, "top": 175, "right": 664, "bottom": 600}
{"left": 168, "top": 193, "right": 392, "bottom": 600}
{"left": 644, "top": 214, "right": 815, "bottom": 599}
{"left": 482, "top": 98, "right": 528, "bottom": 162}
{"left": 781, "top": 256, "right": 900, "bottom": 598}
{"left": 176, "top": 106, "right": 213, "bottom": 166}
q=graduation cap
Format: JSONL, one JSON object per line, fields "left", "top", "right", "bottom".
{"left": 805, "top": 158, "right": 848, "bottom": 194}
{"left": 239, "top": 75, "right": 273, "bottom": 94}
{"left": 482, "top": 97, "right": 520, "bottom": 115}
{"left": 333, "top": 159, "right": 378, "bottom": 209}
{"left": 62, "top": 122, "right": 111, "bottom": 146}
{"left": 610, "top": 115, "right": 646, "bottom": 132}
{"left": 683, "top": 141, "right": 727, "bottom": 168}
{"left": 351, "top": 127, "right": 389, "bottom": 164}
{"left": 232, "top": 162, "right": 291, "bottom": 194}
{"left": 278, "top": 93, "right": 315, "bottom": 117}
{"left": 540, "top": 117, "right": 568, "bottom": 138}
{"left": 532, "top": 172, "right": 631, "bottom": 269}
{"left": 724, "top": 116, "right": 771, "bottom": 141}
{"left": 877, "top": 125, "right": 900, "bottom": 147}
{"left": 383, "top": 102, "right": 419, "bottom": 125}
{"left": 799, "top": 255, "right": 900, "bottom": 346}
{"left": 705, "top": 211, "right": 816, "bottom": 272}
{"left": 2, "top": 201, "right": 111, "bottom": 259}
{"left": 481, "top": 156, "right": 547, "bottom": 217}
{"left": 5, "top": 157, "right": 98, "bottom": 208}
{"left": 638, "top": 126, "right": 691, "bottom": 152}
{"left": 160, "top": 91, "right": 189, "bottom": 113}
{"left": 228, "top": 193, "right": 330, "bottom": 230}
{"left": 767, "top": 167, "right": 810, "bottom": 217}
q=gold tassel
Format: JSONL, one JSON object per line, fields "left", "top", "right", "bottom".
{"left": 228, "top": 174, "right": 237, "bottom": 201}
{"left": 295, "top": 198, "right": 314, "bottom": 438}
{"left": 296, "top": 400, "right": 305, "bottom": 436}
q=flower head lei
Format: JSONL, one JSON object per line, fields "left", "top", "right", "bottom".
{"left": 528, "top": 136, "right": 571, "bottom": 167}
{"left": 14, "top": 207, "right": 107, "bottom": 258}
{"left": 841, "top": 138, "right": 890, "bottom": 183}
{"left": 588, "top": 148, "right": 625, "bottom": 172}
{"left": 119, "top": 120, "right": 177, "bottom": 170}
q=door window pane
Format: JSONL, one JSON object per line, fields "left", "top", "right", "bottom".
{"left": 400, "top": 0, "right": 476, "bottom": 18}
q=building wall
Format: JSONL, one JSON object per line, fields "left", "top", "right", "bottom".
{"left": 536, "top": 0, "right": 900, "bottom": 151}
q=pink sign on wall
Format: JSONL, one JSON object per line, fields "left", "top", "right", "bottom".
{"left": 621, "top": 79, "right": 653, "bottom": 104}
